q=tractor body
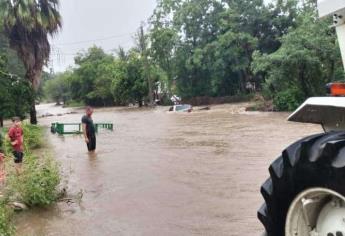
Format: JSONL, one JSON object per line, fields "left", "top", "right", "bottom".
{"left": 259, "top": 1, "right": 345, "bottom": 236}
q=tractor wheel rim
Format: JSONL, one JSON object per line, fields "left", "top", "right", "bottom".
{"left": 285, "top": 187, "right": 345, "bottom": 236}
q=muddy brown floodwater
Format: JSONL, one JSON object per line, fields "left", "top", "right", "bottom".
{"left": 15, "top": 103, "right": 321, "bottom": 236}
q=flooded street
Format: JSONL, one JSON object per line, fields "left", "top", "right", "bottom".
{"left": 16, "top": 103, "right": 321, "bottom": 236}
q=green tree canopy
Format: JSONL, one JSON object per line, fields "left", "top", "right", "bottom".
{"left": 252, "top": 12, "right": 344, "bottom": 111}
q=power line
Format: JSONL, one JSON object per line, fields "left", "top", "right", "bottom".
{"left": 49, "top": 38, "right": 136, "bottom": 70}
{"left": 50, "top": 40, "right": 134, "bottom": 56}
{"left": 52, "top": 32, "right": 135, "bottom": 46}
{"left": 51, "top": 52, "right": 78, "bottom": 56}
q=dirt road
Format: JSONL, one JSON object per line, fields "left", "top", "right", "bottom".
{"left": 16, "top": 104, "right": 321, "bottom": 236}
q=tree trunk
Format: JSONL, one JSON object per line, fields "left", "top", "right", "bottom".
{"left": 30, "top": 101, "right": 37, "bottom": 124}
{"left": 145, "top": 59, "right": 154, "bottom": 106}
{"left": 0, "top": 117, "right": 3, "bottom": 127}
{"left": 299, "top": 64, "right": 309, "bottom": 98}
{"left": 240, "top": 70, "right": 249, "bottom": 93}
{"left": 330, "top": 59, "right": 335, "bottom": 81}
{"left": 27, "top": 70, "right": 40, "bottom": 125}
{"left": 148, "top": 75, "right": 154, "bottom": 105}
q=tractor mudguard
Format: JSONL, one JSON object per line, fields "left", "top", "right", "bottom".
{"left": 288, "top": 97, "right": 345, "bottom": 132}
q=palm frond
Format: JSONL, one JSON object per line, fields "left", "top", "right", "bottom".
{"left": 2, "top": 0, "right": 61, "bottom": 89}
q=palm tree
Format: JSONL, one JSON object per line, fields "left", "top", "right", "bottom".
{"left": 1, "top": 0, "right": 61, "bottom": 124}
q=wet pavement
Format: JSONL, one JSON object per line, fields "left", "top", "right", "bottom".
{"left": 15, "top": 103, "right": 321, "bottom": 236}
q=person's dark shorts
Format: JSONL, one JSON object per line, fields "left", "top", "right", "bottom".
{"left": 87, "top": 136, "right": 96, "bottom": 151}
{"left": 13, "top": 151, "right": 24, "bottom": 163}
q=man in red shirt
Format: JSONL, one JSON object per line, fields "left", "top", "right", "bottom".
{"left": 8, "top": 117, "right": 24, "bottom": 175}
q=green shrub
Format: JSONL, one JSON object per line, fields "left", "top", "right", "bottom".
{"left": 273, "top": 87, "right": 305, "bottom": 111}
{"left": 22, "top": 124, "right": 44, "bottom": 151}
{"left": 6, "top": 154, "right": 60, "bottom": 207}
{"left": 0, "top": 201, "right": 15, "bottom": 236}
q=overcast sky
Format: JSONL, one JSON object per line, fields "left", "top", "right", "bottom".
{"left": 49, "top": 0, "right": 157, "bottom": 72}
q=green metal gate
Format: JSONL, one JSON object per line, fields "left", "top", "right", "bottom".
{"left": 51, "top": 123, "right": 113, "bottom": 135}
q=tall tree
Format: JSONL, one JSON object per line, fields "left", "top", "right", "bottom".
{"left": 43, "top": 71, "right": 71, "bottom": 105}
{"left": 148, "top": 0, "right": 301, "bottom": 99}
{"left": 135, "top": 25, "right": 154, "bottom": 105}
{"left": 150, "top": 26, "right": 177, "bottom": 93}
{"left": 70, "top": 46, "right": 116, "bottom": 106}
{"left": 1, "top": 0, "right": 61, "bottom": 124}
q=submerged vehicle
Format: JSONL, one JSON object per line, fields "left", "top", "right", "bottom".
{"left": 258, "top": 1, "right": 345, "bottom": 235}
{"left": 169, "top": 104, "right": 193, "bottom": 112}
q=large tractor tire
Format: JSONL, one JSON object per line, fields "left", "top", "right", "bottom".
{"left": 259, "top": 131, "right": 345, "bottom": 236}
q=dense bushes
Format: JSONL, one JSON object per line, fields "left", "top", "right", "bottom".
{"left": 6, "top": 155, "right": 60, "bottom": 207}
{"left": 272, "top": 87, "right": 304, "bottom": 111}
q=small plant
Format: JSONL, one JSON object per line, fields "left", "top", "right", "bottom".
{"left": 0, "top": 200, "right": 15, "bottom": 236}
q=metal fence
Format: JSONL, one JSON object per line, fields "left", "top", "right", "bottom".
{"left": 51, "top": 123, "right": 113, "bottom": 135}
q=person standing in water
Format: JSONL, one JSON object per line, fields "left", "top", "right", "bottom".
{"left": 82, "top": 106, "right": 96, "bottom": 152}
